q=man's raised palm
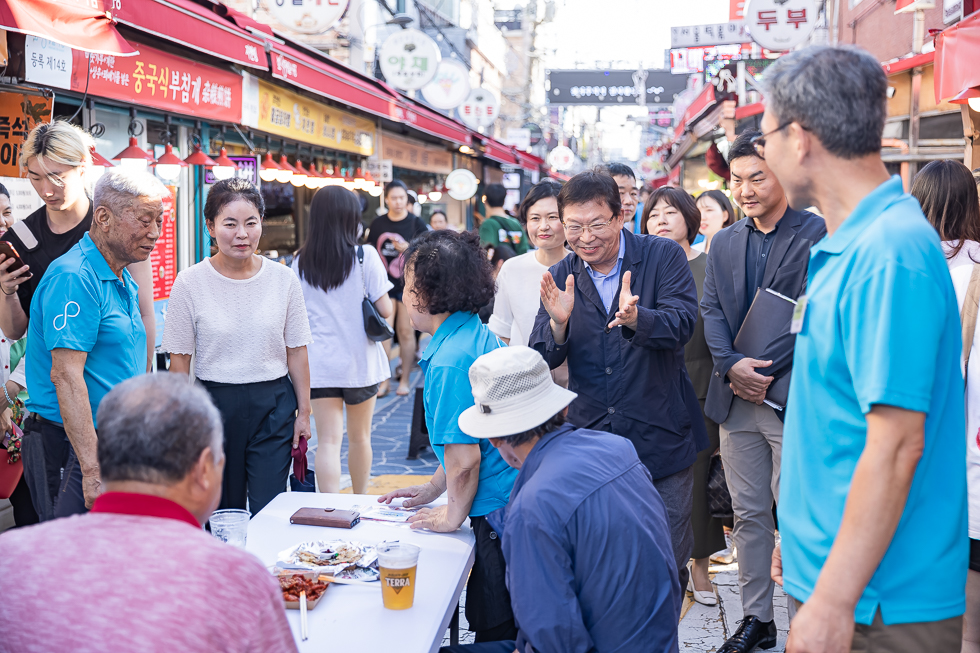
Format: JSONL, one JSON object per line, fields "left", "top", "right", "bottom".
{"left": 541, "top": 272, "right": 575, "bottom": 325}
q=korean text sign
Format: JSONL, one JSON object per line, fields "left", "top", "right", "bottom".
{"left": 0, "top": 92, "right": 52, "bottom": 178}
{"left": 250, "top": 80, "right": 375, "bottom": 156}
{"left": 69, "top": 41, "right": 243, "bottom": 123}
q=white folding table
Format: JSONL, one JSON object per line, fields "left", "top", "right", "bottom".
{"left": 246, "top": 492, "right": 475, "bottom": 653}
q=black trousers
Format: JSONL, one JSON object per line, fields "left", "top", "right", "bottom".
{"left": 201, "top": 376, "right": 297, "bottom": 516}
{"left": 21, "top": 415, "right": 84, "bottom": 521}
{"left": 467, "top": 515, "right": 518, "bottom": 642}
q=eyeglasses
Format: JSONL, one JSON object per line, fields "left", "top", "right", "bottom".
{"left": 562, "top": 218, "right": 616, "bottom": 237}
{"left": 750, "top": 122, "right": 808, "bottom": 158}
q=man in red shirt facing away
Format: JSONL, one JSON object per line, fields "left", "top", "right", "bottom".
{"left": 0, "top": 374, "right": 297, "bottom": 653}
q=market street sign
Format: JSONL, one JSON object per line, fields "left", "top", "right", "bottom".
{"left": 379, "top": 28, "right": 440, "bottom": 91}
{"left": 670, "top": 22, "right": 749, "bottom": 48}
{"left": 546, "top": 69, "right": 687, "bottom": 106}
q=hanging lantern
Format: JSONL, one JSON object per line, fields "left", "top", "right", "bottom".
{"left": 112, "top": 136, "right": 154, "bottom": 172}
{"left": 276, "top": 155, "right": 296, "bottom": 184}
{"left": 89, "top": 146, "right": 114, "bottom": 181}
{"left": 152, "top": 143, "right": 187, "bottom": 182}
{"left": 211, "top": 147, "right": 238, "bottom": 181}
{"left": 259, "top": 152, "right": 282, "bottom": 182}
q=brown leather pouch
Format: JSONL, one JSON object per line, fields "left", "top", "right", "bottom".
{"left": 289, "top": 507, "right": 361, "bottom": 529}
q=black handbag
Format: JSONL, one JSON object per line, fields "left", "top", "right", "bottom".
{"left": 358, "top": 245, "right": 395, "bottom": 342}
{"left": 707, "top": 451, "right": 734, "bottom": 519}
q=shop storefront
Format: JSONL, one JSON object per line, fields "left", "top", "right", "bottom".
{"left": 380, "top": 132, "right": 454, "bottom": 226}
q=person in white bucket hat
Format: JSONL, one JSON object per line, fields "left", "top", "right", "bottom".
{"left": 441, "top": 346, "right": 682, "bottom": 653}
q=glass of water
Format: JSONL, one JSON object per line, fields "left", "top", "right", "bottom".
{"left": 209, "top": 509, "right": 250, "bottom": 548}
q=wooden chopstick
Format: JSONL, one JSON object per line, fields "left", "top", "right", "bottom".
{"left": 317, "top": 575, "right": 379, "bottom": 586}
{"left": 300, "top": 591, "right": 308, "bottom": 641}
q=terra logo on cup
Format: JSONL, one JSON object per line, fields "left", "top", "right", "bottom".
{"left": 377, "top": 541, "right": 420, "bottom": 610}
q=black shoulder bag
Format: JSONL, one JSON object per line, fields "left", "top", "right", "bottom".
{"left": 358, "top": 246, "right": 395, "bottom": 342}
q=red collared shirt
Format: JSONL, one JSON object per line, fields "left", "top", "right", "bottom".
{"left": 0, "top": 492, "right": 298, "bottom": 652}
{"left": 91, "top": 491, "right": 202, "bottom": 529}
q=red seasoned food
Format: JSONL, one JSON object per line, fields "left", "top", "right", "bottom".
{"left": 279, "top": 574, "right": 327, "bottom": 602}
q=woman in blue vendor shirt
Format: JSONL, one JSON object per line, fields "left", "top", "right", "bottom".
{"left": 378, "top": 229, "right": 519, "bottom": 643}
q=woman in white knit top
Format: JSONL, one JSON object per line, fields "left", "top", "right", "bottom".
{"left": 163, "top": 178, "right": 312, "bottom": 515}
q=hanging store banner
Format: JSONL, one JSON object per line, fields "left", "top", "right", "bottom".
{"left": 245, "top": 79, "right": 375, "bottom": 156}
{"left": 670, "top": 22, "right": 749, "bottom": 48}
{"left": 150, "top": 187, "right": 177, "bottom": 302}
{"left": 268, "top": 0, "right": 349, "bottom": 34}
{"left": 379, "top": 28, "right": 440, "bottom": 91}
{"left": 745, "top": 0, "right": 818, "bottom": 51}
{"left": 0, "top": 91, "right": 52, "bottom": 178}
{"left": 457, "top": 87, "right": 499, "bottom": 129}
{"left": 69, "top": 41, "right": 243, "bottom": 123}
{"left": 382, "top": 133, "right": 452, "bottom": 174}
{"left": 547, "top": 69, "right": 689, "bottom": 106}
{"left": 421, "top": 59, "right": 471, "bottom": 110}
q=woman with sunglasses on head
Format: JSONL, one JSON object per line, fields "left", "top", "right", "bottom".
{"left": 644, "top": 186, "right": 727, "bottom": 607}
{"left": 292, "top": 185, "right": 393, "bottom": 495}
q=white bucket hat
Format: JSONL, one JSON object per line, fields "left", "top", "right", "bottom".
{"left": 458, "top": 346, "right": 578, "bottom": 439}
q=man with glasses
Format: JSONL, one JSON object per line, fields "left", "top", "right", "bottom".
{"left": 764, "top": 46, "right": 965, "bottom": 653}
{"left": 699, "top": 130, "right": 825, "bottom": 652}
{"left": 529, "top": 169, "right": 707, "bottom": 598}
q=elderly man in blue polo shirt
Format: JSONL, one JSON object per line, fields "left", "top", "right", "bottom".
{"left": 759, "top": 46, "right": 966, "bottom": 652}
{"left": 27, "top": 168, "right": 167, "bottom": 518}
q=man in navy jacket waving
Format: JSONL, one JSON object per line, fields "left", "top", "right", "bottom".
{"left": 529, "top": 169, "right": 706, "bottom": 593}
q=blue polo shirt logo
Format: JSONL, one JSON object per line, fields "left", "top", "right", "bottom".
{"left": 52, "top": 300, "right": 81, "bottom": 331}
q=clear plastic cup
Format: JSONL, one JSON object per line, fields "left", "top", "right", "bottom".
{"left": 209, "top": 509, "right": 250, "bottom": 548}
{"left": 377, "top": 542, "right": 420, "bottom": 610}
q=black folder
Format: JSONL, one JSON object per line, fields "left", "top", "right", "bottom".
{"left": 732, "top": 288, "right": 797, "bottom": 410}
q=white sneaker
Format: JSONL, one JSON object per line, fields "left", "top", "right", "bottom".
{"left": 687, "top": 562, "right": 718, "bottom": 606}
{"left": 710, "top": 530, "right": 737, "bottom": 564}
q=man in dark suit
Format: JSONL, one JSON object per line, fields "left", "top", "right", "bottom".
{"left": 701, "top": 130, "right": 826, "bottom": 653}
{"left": 529, "top": 170, "right": 707, "bottom": 597}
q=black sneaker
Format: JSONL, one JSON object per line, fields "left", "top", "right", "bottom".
{"left": 719, "top": 615, "right": 777, "bottom": 652}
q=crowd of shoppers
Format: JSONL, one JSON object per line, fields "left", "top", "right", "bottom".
{"left": 7, "top": 40, "right": 980, "bottom": 653}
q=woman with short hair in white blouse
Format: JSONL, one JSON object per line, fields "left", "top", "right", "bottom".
{"left": 163, "top": 178, "right": 312, "bottom": 515}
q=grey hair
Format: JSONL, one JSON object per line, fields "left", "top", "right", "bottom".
{"left": 93, "top": 168, "right": 169, "bottom": 216}
{"left": 762, "top": 45, "right": 887, "bottom": 160}
{"left": 97, "top": 374, "right": 224, "bottom": 484}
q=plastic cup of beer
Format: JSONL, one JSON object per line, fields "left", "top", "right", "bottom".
{"left": 378, "top": 542, "right": 420, "bottom": 610}
{"left": 208, "top": 509, "right": 250, "bottom": 548}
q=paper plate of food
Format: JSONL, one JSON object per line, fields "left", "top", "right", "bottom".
{"left": 277, "top": 540, "right": 380, "bottom": 581}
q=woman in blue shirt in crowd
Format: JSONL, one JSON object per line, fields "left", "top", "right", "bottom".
{"left": 379, "top": 229, "right": 519, "bottom": 643}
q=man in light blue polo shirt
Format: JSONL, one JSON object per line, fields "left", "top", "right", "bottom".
{"left": 378, "top": 229, "right": 519, "bottom": 643}
{"left": 27, "top": 169, "right": 167, "bottom": 518}
{"left": 758, "top": 46, "right": 966, "bottom": 652}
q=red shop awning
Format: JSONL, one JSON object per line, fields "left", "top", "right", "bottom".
{"left": 112, "top": 0, "right": 268, "bottom": 70}
{"left": 387, "top": 89, "right": 472, "bottom": 146}
{"left": 481, "top": 138, "right": 521, "bottom": 166}
{"left": 0, "top": 0, "right": 137, "bottom": 55}
{"left": 269, "top": 42, "right": 398, "bottom": 120}
{"left": 517, "top": 151, "right": 544, "bottom": 173}
{"left": 934, "top": 11, "right": 980, "bottom": 102}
